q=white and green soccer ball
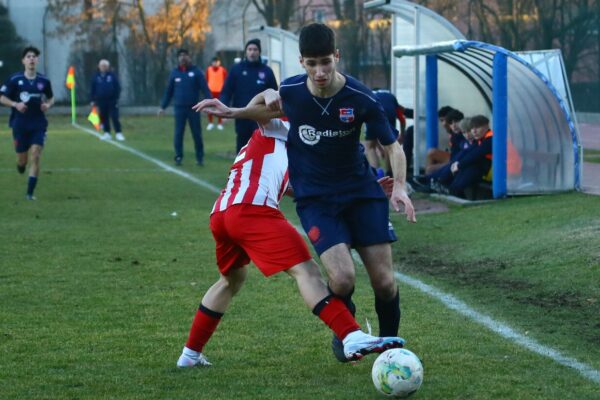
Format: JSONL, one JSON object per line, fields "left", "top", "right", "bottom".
{"left": 372, "top": 348, "right": 424, "bottom": 398}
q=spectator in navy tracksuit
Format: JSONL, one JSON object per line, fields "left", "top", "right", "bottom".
{"left": 159, "top": 49, "right": 212, "bottom": 166}
{"left": 220, "top": 39, "right": 278, "bottom": 152}
{"left": 90, "top": 59, "right": 124, "bottom": 141}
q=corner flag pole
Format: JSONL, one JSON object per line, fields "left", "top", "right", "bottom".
{"left": 65, "top": 66, "right": 76, "bottom": 124}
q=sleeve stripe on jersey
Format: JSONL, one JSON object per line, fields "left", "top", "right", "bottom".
{"left": 346, "top": 85, "right": 377, "bottom": 103}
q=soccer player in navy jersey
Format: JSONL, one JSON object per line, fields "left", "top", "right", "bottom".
{"left": 0, "top": 46, "right": 54, "bottom": 200}
{"left": 194, "top": 23, "right": 416, "bottom": 362}
{"left": 176, "top": 95, "right": 405, "bottom": 368}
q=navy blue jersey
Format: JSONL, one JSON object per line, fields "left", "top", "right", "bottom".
{"left": 220, "top": 60, "right": 278, "bottom": 108}
{"left": 280, "top": 74, "right": 396, "bottom": 199}
{"left": 1, "top": 72, "right": 53, "bottom": 130}
{"left": 90, "top": 71, "right": 121, "bottom": 102}
{"left": 160, "top": 65, "right": 212, "bottom": 109}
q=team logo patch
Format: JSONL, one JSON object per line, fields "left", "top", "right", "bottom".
{"left": 188, "top": 72, "right": 195, "bottom": 77}
{"left": 175, "top": 77, "right": 181, "bottom": 82}
{"left": 307, "top": 226, "right": 321, "bottom": 243}
{"left": 242, "top": 70, "right": 248, "bottom": 76}
{"left": 0, "top": 85, "right": 6, "bottom": 92}
{"left": 339, "top": 108, "right": 354, "bottom": 123}
{"left": 107, "top": 76, "right": 112, "bottom": 82}
{"left": 18, "top": 80, "right": 24, "bottom": 85}
{"left": 37, "top": 82, "right": 44, "bottom": 91}
{"left": 258, "top": 71, "right": 265, "bottom": 80}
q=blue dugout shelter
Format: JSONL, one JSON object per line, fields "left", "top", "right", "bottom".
{"left": 393, "top": 40, "right": 580, "bottom": 198}
{"left": 365, "top": 0, "right": 581, "bottom": 198}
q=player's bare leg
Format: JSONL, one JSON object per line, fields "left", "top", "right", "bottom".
{"left": 25, "top": 145, "right": 43, "bottom": 200}
{"left": 177, "top": 267, "right": 248, "bottom": 368}
{"left": 16, "top": 152, "right": 27, "bottom": 174}
{"left": 286, "top": 259, "right": 404, "bottom": 361}
{"left": 357, "top": 243, "right": 400, "bottom": 337}
{"left": 319, "top": 243, "right": 356, "bottom": 297}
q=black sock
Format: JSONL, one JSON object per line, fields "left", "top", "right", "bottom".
{"left": 327, "top": 284, "right": 356, "bottom": 316}
{"left": 27, "top": 176, "right": 38, "bottom": 196}
{"left": 375, "top": 288, "right": 400, "bottom": 337}
{"left": 17, "top": 164, "right": 26, "bottom": 174}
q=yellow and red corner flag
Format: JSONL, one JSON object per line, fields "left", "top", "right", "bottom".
{"left": 65, "top": 66, "right": 75, "bottom": 89}
{"left": 65, "top": 66, "right": 76, "bottom": 124}
{"left": 88, "top": 106, "right": 100, "bottom": 131}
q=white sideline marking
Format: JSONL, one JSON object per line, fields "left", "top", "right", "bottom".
{"left": 73, "top": 122, "right": 600, "bottom": 385}
{"left": 73, "top": 123, "right": 221, "bottom": 194}
{"left": 394, "top": 271, "right": 600, "bottom": 384}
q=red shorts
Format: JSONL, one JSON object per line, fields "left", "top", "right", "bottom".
{"left": 209, "top": 204, "right": 311, "bottom": 277}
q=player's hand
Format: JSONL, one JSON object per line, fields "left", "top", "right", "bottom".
{"left": 390, "top": 185, "right": 417, "bottom": 223}
{"left": 263, "top": 89, "right": 282, "bottom": 111}
{"left": 14, "top": 102, "right": 27, "bottom": 113}
{"left": 377, "top": 176, "right": 394, "bottom": 198}
{"left": 450, "top": 161, "right": 459, "bottom": 174}
{"left": 192, "top": 98, "right": 232, "bottom": 118}
{"left": 157, "top": 108, "right": 165, "bottom": 116}
{"left": 41, "top": 102, "right": 51, "bottom": 112}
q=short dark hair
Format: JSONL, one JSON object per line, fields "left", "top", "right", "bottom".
{"left": 211, "top": 56, "right": 220, "bottom": 62}
{"left": 299, "top": 23, "right": 335, "bottom": 57}
{"left": 177, "top": 48, "right": 189, "bottom": 57}
{"left": 438, "top": 106, "right": 454, "bottom": 118}
{"left": 471, "top": 115, "right": 490, "bottom": 128}
{"left": 445, "top": 109, "right": 464, "bottom": 124}
{"left": 22, "top": 46, "right": 40, "bottom": 58}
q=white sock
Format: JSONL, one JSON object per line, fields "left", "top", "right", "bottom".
{"left": 182, "top": 346, "right": 200, "bottom": 358}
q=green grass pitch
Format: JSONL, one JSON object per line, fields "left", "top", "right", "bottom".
{"left": 1, "top": 115, "right": 599, "bottom": 399}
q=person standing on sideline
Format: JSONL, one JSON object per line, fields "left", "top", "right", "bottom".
{"left": 205, "top": 56, "right": 227, "bottom": 131}
{"left": 220, "top": 39, "right": 278, "bottom": 152}
{"left": 90, "top": 59, "right": 124, "bottom": 141}
{"left": 158, "top": 49, "right": 212, "bottom": 166}
{"left": 177, "top": 98, "right": 404, "bottom": 367}
{"left": 0, "top": 46, "right": 54, "bottom": 200}
{"left": 194, "top": 23, "right": 416, "bottom": 363}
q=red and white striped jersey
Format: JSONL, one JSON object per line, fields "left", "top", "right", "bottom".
{"left": 211, "top": 119, "right": 290, "bottom": 213}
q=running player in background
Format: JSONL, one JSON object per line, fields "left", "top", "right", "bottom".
{"left": 177, "top": 97, "right": 405, "bottom": 368}
{"left": 0, "top": 46, "right": 54, "bottom": 200}
{"left": 194, "top": 23, "right": 416, "bottom": 363}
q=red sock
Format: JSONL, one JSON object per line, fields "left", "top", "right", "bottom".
{"left": 185, "top": 305, "right": 223, "bottom": 352}
{"left": 316, "top": 297, "right": 360, "bottom": 341}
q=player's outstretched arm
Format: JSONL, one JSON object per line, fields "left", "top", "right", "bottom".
{"left": 193, "top": 98, "right": 283, "bottom": 125}
{"left": 383, "top": 141, "right": 416, "bottom": 223}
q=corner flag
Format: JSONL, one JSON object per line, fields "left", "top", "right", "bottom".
{"left": 65, "top": 66, "right": 75, "bottom": 89}
{"left": 65, "top": 66, "right": 76, "bottom": 124}
{"left": 88, "top": 106, "right": 100, "bottom": 130}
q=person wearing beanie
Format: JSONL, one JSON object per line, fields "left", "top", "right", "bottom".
{"left": 220, "top": 38, "right": 278, "bottom": 152}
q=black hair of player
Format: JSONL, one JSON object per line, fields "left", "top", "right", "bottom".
{"left": 299, "top": 23, "right": 335, "bottom": 57}
{"left": 22, "top": 46, "right": 40, "bottom": 58}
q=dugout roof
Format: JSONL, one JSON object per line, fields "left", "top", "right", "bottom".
{"left": 393, "top": 40, "right": 579, "bottom": 195}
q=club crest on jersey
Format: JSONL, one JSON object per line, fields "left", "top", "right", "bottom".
{"left": 339, "top": 108, "right": 354, "bottom": 123}
{"left": 258, "top": 71, "right": 265, "bottom": 80}
{"left": 37, "top": 82, "right": 44, "bottom": 91}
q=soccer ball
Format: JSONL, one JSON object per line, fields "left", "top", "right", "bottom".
{"left": 372, "top": 348, "right": 424, "bottom": 398}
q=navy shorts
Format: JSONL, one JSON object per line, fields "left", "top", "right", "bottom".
{"left": 13, "top": 128, "right": 46, "bottom": 153}
{"left": 296, "top": 194, "right": 397, "bottom": 255}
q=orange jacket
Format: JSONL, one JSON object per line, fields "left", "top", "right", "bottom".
{"left": 206, "top": 65, "right": 227, "bottom": 93}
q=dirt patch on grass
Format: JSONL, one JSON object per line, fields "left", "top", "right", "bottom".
{"left": 398, "top": 252, "right": 600, "bottom": 345}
